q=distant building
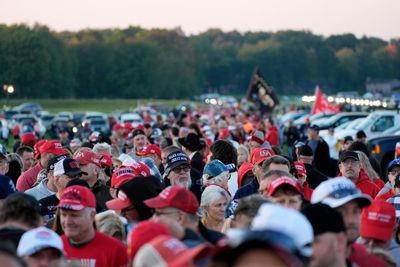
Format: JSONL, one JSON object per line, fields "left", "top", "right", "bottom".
{"left": 366, "top": 78, "right": 400, "bottom": 96}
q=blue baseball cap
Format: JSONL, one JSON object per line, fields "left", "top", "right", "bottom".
{"left": 387, "top": 158, "right": 400, "bottom": 172}
{"left": 203, "top": 160, "right": 235, "bottom": 177}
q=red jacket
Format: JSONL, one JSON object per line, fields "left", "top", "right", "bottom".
{"left": 355, "top": 169, "right": 380, "bottom": 198}
{"left": 349, "top": 243, "right": 386, "bottom": 267}
{"left": 338, "top": 169, "right": 380, "bottom": 199}
{"left": 373, "top": 178, "right": 385, "bottom": 190}
{"left": 375, "top": 189, "right": 394, "bottom": 201}
{"left": 302, "top": 182, "right": 313, "bottom": 201}
{"left": 265, "top": 126, "right": 279, "bottom": 146}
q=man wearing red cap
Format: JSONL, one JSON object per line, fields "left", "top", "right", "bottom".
{"left": 111, "top": 123, "right": 125, "bottom": 153}
{"left": 233, "top": 148, "right": 279, "bottom": 200}
{"left": 266, "top": 176, "right": 303, "bottom": 210}
{"left": 358, "top": 200, "right": 400, "bottom": 264}
{"left": 17, "top": 140, "right": 67, "bottom": 192}
{"left": 73, "top": 149, "right": 112, "bottom": 210}
{"left": 145, "top": 186, "right": 225, "bottom": 245}
{"left": 58, "top": 185, "right": 128, "bottom": 266}
{"left": 137, "top": 144, "right": 162, "bottom": 171}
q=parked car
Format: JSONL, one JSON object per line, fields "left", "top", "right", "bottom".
{"left": 315, "top": 112, "right": 368, "bottom": 130}
{"left": 293, "top": 112, "right": 335, "bottom": 127}
{"left": 41, "top": 114, "right": 56, "bottom": 131}
{"left": 3, "top": 109, "right": 19, "bottom": 120}
{"left": 120, "top": 113, "right": 143, "bottom": 128}
{"left": 368, "top": 135, "right": 400, "bottom": 177}
{"left": 57, "top": 112, "right": 73, "bottom": 120}
{"left": 83, "top": 112, "right": 110, "bottom": 135}
{"left": 338, "top": 111, "right": 400, "bottom": 140}
{"left": 10, "top": 114, "right": 45, "bottom": 137}
{"left": 12, "top": 103, "right": 43, "bottom": 114}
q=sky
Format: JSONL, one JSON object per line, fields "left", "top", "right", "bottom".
{"left": 2, "top": 0, "right": 400, "bottom": 40}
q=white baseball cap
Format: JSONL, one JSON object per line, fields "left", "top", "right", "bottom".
{"left": 251, "top": 203, "right": 313, "bottom": 258}
{"left": 311, "top": 177, "right": 371, "bottom": 208}
{"left": 17, "top": 227, "right": 64, "bottom": 257}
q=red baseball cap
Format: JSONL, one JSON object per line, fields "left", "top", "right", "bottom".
{"left": 99, "top": 152, "right": 113, "bottom": 168}
{"left": 127, "top": 221, "right": 171, "bottom": 260}
{"left": 124, "top": 122, "right": 133, "bottom": 130}
{"left": 134, "top": 235, "right": 212, "bottom": 267}
{"left": 58, "top": 185, "right": 96, "bottom": 210}
{"left": 137, "top": 144, "right": 161, "bottom": 157}
{"left": 34, "top": 139, "right": 47, "bottom": 159}
{"left": 294, "top": 161, "right": 307, "bottom": 177}
{"left": 130, "top": 161, "right": 151, "bottom": 177}
{"left": 268, "top": 176, "right": 302, "bottom": 197}
{"left": 39, "top": 140, "right": 68, "bottom": 157}
{"left": 21, "top": 132, "right": 37, "bottom": 146}
{"left": 113, "top": 123, "right": 124, "bottom": 132}
{"left": 74, "top": 150, "right": 101, "bottom": 167}
{"left": 250, "top": 148, "right": 274, "bottom": 165}
{"left": 360, "top": 200, "right": 396, "bottom": 242}
{"left": 106, "top": 189, "right": 133, "bottom": 211}
{"left": 219, "top": 128, "right": 229, "bottom": 139}
{"left": 111, "top": 166, "right": 137, "bottom": 188}
{"left": 237, "top": 162, "right": 253, "bottom": 187}
{"left": 144, "top": 186, "right": 199, "bottom": 214}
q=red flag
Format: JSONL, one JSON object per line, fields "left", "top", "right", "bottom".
{"left": 311, "top": 86, "right": 340, "bottom": 115}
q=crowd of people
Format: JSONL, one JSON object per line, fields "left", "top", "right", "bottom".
{"left": 0, "top": 107, "right": 399, "bottom": 267}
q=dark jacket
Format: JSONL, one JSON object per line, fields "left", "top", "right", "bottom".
{"left": 306, "top": 137, "right": 330, "bottom": 176}
{"left": 92, "top": 181, "right": 113, "bottom": 212}
{"left": 233, "top": 178, "right": 259, "bottom": 200}
{"left": 198, "top": 221, "right": 225, "bottom": 245}
{"left": 304, "top": 163, "right": 328, "bottom": 189}
{"left": 190, "top": 151, "right": 205, "bottom": 174}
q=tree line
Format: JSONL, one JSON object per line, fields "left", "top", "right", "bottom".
{"left": 0, "top": 24, "right": 399, "bottom": 99}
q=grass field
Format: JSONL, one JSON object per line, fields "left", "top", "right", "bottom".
{"left": 3, "top": 98, "right": 189, "bottom": 113}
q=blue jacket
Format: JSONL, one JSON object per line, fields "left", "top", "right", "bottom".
{"left": 233, "top": 178, "right": 259, "bottom": 200}
{"left": 0, "top": 174, "right": 16, "bottom": 199}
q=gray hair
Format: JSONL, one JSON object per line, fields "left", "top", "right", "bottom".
{"left": 200, "top": 185, "right": 231, "bottom": 208}
{"left": 202, "top": 171, "right": 230, "bottom": 188}
{"left": 92, "top": 142, "right": 111, "bottom": 155}
{"left": 233, "top": 194, "right": 271, "bottom": 219}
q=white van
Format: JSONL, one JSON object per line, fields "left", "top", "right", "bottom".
{"left": 336, "top": 110, "right": 400, "bottom": 140}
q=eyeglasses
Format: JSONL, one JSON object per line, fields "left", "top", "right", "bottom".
{"left": 328, "top": 188, "right": 359, "bottom": 199}
{"left": 340, "top": 159, "right": 359, "bottom": 166}
{"left": 172, "top": 165, "right": 190, "bottom": 173}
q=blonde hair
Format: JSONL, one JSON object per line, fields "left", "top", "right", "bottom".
{"left": 95, "top": 211, "right": 126, "bottom": 242}
{"left": 355, "top": 151, "right": 379, "bottom": 181}
{"left": 237, "top": 145, "right": 250, "bottom": 162}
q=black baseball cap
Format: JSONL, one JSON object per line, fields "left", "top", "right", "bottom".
{"left": 298, "top": 145, "right": 313, "bottom": 157}
{"left": 46, "top": 155, "right": 68, "bottom": 172}
{"left": 338, "top": 151, "right": 359, "bottom": 164}
{"left": 164, "top": 151, "right": 190, "bottom": 177}
{"left": 308, "top": 125, "right": 319, "bottom": 132}
{"left": 302, "top": 203, "right": 346, "bottom": 236}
